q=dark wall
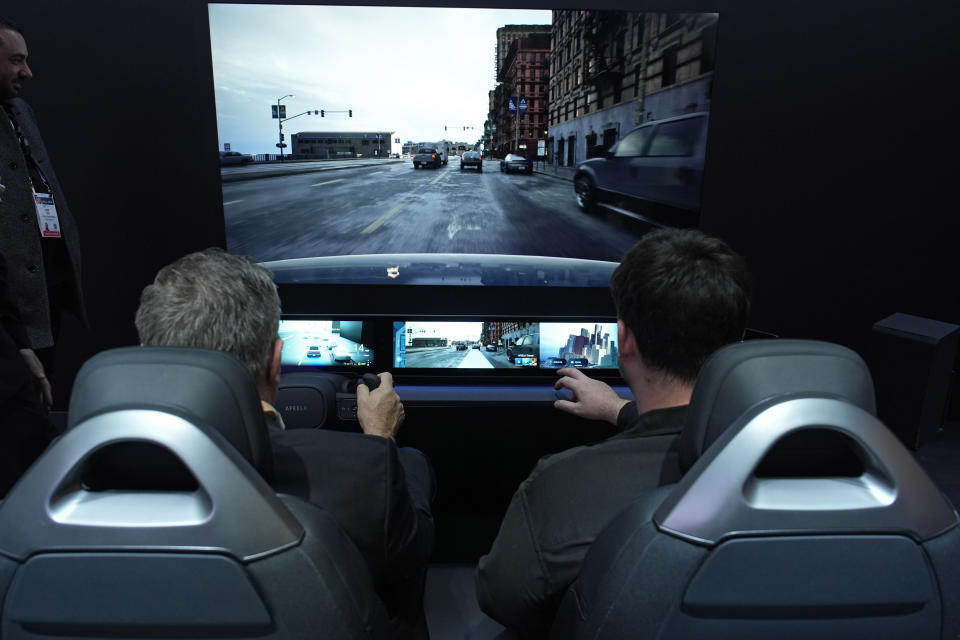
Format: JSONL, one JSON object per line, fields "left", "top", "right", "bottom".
{"left": 8, "top": 0, "right": 959, "bottom": 405}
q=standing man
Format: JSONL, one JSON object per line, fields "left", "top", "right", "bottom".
{"left": 0, "top": 16, "right": 85, "bottom": 401}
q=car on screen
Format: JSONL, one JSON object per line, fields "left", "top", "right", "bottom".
{"left": 455, "top": 343, "right": 468, "bottom": 351}
{"left": 500, "top": 153, "right": 533, "bottom": 174}
{"left": 506, "top": 334, "right": 539, "bottom": 362}
{"left": 219, "top": 151, "right": 254, "bottom": 166}
{"left": 573, "top": 112, "right": 709, "bottom": 228}
{"left": 413, "top": 148, "right": 442, "bottom": 169}
{"left": 306, "top": 345, "right": 321, "bottom": 358}
{"left": 460, "top": 151, "right": 483, "bottom": 172}
{"left": 485, "top": 343, "right": 497, "bottom": 352}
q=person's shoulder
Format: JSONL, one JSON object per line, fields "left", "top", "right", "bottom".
{"left": 3, "top": 97, "right": 32, "bottom": 118}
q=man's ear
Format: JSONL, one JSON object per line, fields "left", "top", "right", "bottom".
{"left": 617, "top": 319, "right": 638, "bottom": 358}
{"left": 269, "top": 338, "right": 283, "bottom": 383}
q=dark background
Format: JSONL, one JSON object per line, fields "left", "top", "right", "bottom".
{"left": 8, "top": 0, "right": 958, "bottom": 560}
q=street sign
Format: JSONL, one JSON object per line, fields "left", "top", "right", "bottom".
{"left": 276, "top": 143, "right": 287, "bottom": 148}
{"left": 508, "top": 97, "right": 517, "bottom": 113}
{"left": 537, "top": 140, "right": 546, "bottom": 156}
{"left": 519, "top": 97, "right": 528, "bottom": 115}
{"left": 272, "top": 105, "right": 286, "bottom": 119}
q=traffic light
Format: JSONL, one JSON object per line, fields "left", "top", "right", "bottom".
{"left": 320, "top": 110, "right": 325, "bottom": 117}
{"left": 444, "top": 126, "right": 447, "bottom": 131}
{"left": 349, "top": 110, "right": 353, "bottom": 117}
{"left": 280, "top": 133, "right": 285, "bottom": 141}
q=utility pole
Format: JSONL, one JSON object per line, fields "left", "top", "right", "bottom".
{"left": 275, "top": 94, "right": 294, "bottom": 162}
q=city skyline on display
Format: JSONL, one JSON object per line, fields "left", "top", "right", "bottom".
{"left": 540, "top": 322, "right": 617, "bottom": 365}
{"left": 208, "top": 4, "right": 551, "bottom": 154}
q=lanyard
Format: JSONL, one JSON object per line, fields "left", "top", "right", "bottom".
{"left": 6, "top": 111, "right": 51, "bottom": 193}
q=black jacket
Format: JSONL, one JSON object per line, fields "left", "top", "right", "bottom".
{"left": 268, "top": 428, "right": 435, "bottom": 590}
{"left": 476, "top": 402, "right": 688, "bottom": 635}
{"left": 0, "top": 98, "right": 85, "bottom": 349}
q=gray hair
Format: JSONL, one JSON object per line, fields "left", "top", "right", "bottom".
{"left": 135, "top": 248, "right": 281, "bottom": 385}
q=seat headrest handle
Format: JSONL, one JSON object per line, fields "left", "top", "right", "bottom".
{"left": 656, "top": 397, "right": 958, "bottom": 545}
{"left": 0, "top": 410, "right": 302, "bottom": 562}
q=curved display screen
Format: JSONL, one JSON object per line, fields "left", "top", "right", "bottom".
{"left": 208, "top": 4, "right": 719, "bottom": 286}
{"left": 393, "top": 321, "right": 619, "bottom": 370}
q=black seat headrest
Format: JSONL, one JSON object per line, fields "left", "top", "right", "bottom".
{"left": 680, "top": 339, "right": 876, "bottom": 472}
{"left": 67, "top": 346, "right": 273, "bottom": 481}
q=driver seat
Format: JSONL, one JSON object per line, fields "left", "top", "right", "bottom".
{"left": 0, "top": 346, "right": 390, "bottom": 639}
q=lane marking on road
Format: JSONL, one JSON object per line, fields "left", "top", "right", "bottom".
{"left": 223, "top": 200, "right": 243, "bottom": 206}
{"left": 370, "top": 171, "right": 385, "bottom": 176}
{"left": 312, "top": 178, "right": 345, "bottom": 187}
{"left": 362, "top": 202, "right": 405, "bottom": 234}
{"left": 429, "top": 170, "right": 448, "bottom": 185}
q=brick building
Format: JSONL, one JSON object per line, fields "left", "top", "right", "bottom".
{"left": 547, "top": 11, "right": 717, "bottom": 167}
{"left": 492, "top": 31, "right": 551, "bottom": 157}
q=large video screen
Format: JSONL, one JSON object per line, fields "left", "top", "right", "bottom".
{"left": 280, "top": 319, "right": 372, "bottom": 367}
{"left": 393, "top": 321, "right": 618, "bottom": 369}
{"left": 209, "top": 5, "right": 718, "bottom": 286}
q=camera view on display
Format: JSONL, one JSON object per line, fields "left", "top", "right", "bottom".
{"left": 280, "top": 320, "right": 372, "bottom": 367}
{"left": 209, "top": 5, "right": 718, "bottom": 285}
{"left": 538, "top": 322, "right": 618, "bottom": 369}
{"left": 393, "top": 321, "right": 618, "bottom": 369}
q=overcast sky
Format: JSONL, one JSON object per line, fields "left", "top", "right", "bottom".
{"left": 209, "top": 4, "right": 551, "bottom": 154}
{"left": 402, "top": 321, "right": 483, "bottom": 342}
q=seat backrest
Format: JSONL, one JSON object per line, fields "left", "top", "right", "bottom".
{"left": 553, "top": 340, "right": 960, "bottom": 640}
{"left": 1, "top": 348, "right": 389, "bottom": 638}
{"left": 67, "top": 346, "right": 274, "bottom": 481}
{"left": 680, "top": 338, "right": 877, "bottom": 472}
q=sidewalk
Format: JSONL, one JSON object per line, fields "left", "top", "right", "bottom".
{"left": 532, "top": 162, "right": 576, "bottom": 182}
{"left": 221, "top": 159, "right": 402, "bottom": 183}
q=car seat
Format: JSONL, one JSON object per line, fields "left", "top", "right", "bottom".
{"left": 551, "top": 339, "right": 960, "bottom": 639}
{"left": 0, "top": 346, "right": 390, "bottom": 639}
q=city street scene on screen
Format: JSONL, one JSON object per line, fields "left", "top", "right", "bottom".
{"left": 209, "top": 5, "right": 718, "bottom": 280}
{"left": 393, "top": 321, "right": 617, "bottom": 369}
{"left": 279, "top": 319, "right": 372, "bottom": 367}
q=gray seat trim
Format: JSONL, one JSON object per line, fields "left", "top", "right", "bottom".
{"left": 0, "top": 410, "right": 303, "bottom": 562}
{"left": 656, "top": 397, "right": 959, "bottom": 545}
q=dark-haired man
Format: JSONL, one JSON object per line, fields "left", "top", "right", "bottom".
{"left": 135, "top": 248, "right": 435, "bottom": 638}
{"left": 476, "top": 228, "right": 753, "bottom": 635}
{"left": 0, "top": 17, "right": 85, "bottom": 395}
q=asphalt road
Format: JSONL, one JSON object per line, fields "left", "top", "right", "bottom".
{"left": 403, "top": 346, "right": 519, "bottom": 369}
{"left": 222, "top": 158, "right": 647, "bottom": 263}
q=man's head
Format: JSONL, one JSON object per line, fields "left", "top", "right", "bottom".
{"left": 135, "top": 248, "right": 282, "bottom": 399}
{"left": 0, "top": 19, "right": 32, "bottom": 102}
{"left": 611, "top": 228, "right": 752, "bottom": 386}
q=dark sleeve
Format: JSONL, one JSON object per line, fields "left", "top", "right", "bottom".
{"left": 381, "top": 442, "right": 435, "bottom": 583}
{"left": 475, "top": 480, "right": 556, "bottom": 634}
{"left": 269, "top": 430, "right": 433, "bottom": 585}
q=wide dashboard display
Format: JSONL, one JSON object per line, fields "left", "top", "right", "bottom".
{"left": 393, "top": 321, "right": 618, "bottom": 370}
{"left": 280, "top": 319, "right": 372, "bottom": 367}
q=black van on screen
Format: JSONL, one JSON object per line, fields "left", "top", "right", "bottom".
{"left": 573, "top": 112, "right": 709, "bottom": 228}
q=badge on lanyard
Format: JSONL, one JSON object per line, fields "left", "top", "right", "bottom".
{"left": 33, "top": 191, "right": 62, "bottom": 238}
